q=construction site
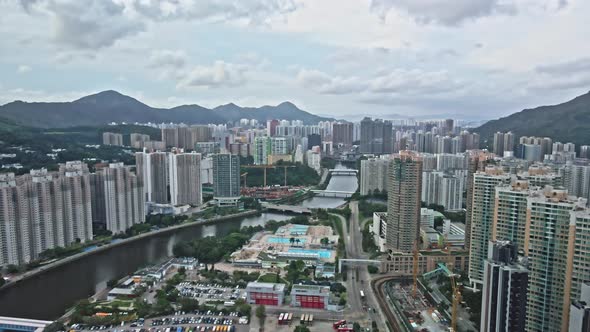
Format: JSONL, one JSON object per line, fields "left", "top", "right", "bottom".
{"left": 373, "top": 235, "right": 477, "bottom": 332}
{"left": 240, "top": 185, "right": 307, "bottom": 201}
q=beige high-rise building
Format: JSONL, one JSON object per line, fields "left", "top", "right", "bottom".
{"left": 59, "top": 161, "right": 93, "bottom": 244}
{"left": 27, "top": 169, "right": 65, "bottom": 254}
{"left": 169, "top": 152, "right": 202, "bottom": 206}
{"left": 136, "top": 151, "right": 168, "bottom": 204}
{"left": 162, "top": 127, "right": 179, "bottom": 148}
{"left": 0, "top": 162, "right": 95, "bottom": 266}
{"left": 0, "top": 173, "right": 30, "bottom": 266}
{"left": 468, "top": 166, "right": 511, "bottom": 288}
{"left": 130, "top": 133, "right": 150, "bottom": 149}
{"left": 465, "top": 150, "right": 494, "bottom": 251}
{"left": 493, "top": 180, "right": 532, "bottom": 249}
{"left": 524, "top": 189, "right": 589, "bottom": 332}
{"left": 360, "top": 157, "right": 390, "bottom": 196}
{"left": 92, "top": 163, "right": 145, "bottom": 234}
{"left": 386, "top": 151, "right": 422, "bottom": 252}
{"left": 102, "top": 132, "right": 124, "bottom": 146}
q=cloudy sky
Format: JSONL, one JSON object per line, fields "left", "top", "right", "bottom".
{"left": 1, "top": 0, "right": 589, "bottom": 121}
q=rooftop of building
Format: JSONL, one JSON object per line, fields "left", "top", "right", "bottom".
{"left": 246, "top": 282, "right": 286, "bottom": 292}
{"left": 291, "top": 283, "right": 330, "bottom": 293}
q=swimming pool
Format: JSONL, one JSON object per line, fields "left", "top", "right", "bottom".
{"left": 267, "top": 237, "right": 307, "bottom": 244}
{"left": 288, "top": 248, "right": 331, "bottom": 259}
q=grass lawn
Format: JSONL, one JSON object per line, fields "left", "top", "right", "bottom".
{"left": 258, "top": 273, "right": 289, "bottom": 284}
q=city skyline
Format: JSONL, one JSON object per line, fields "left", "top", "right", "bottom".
{"left": 1, "top": 0, "right": 589, "bottom": 120}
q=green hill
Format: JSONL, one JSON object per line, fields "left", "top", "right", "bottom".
{"left": 475, "top": 91, "right": 590, "bottom": 146}
{"left": 0, "top": 90, "right": 332, "bottom": 128}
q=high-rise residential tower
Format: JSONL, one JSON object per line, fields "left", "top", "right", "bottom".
{"left": 386, "top": 151, "right": 422, "bottom": 252}
{"left": 332, "top": 122, "right": 354, "bottom": 146}
{"left": 254, "top": 136, "right": 271, "bottom": 165}
{"left": 212, "top": 153, "right": 240, "bottom": 206}
{"left": 360, "top": 117, "right": 393, "bottom": 154}
{"left": 135, "top": 151, "right": 168, "bottom": 204}
{"left": 468, "top": 166, "right": 511, "bottom": 288}
{"left": 168, "top": 152, "right": 202, "bottom": 206}
{"left": 525, "top": 189, "right": 589, "bottom": 331}
{"left": 493, "top": 132, "right": 505, "bottom": 156}
{"left": 92, "top": 163, "right": 145, "bottom": 234}
{"left": 481, "top": 240, "right": 528, "bottom": 332}
{"left": 360, "top": 157, "right": 390, "bottom": 196}
{"left": 102, "top": 132, "right": 124, "bottom": 146}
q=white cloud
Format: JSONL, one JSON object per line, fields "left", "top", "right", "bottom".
{"left": 369, "top": 0, "right": 516, "bottom": 26}
{"left": 148, "top": 49, "right": 188, "bottom": 69}
{"left": 17, "top": 65, "right": 32, "bottom": 73}
{"left": 18, "top": 0, "right": 299, "bottom": 50}
{"left": 128, "top": 0, "right": 299, "bottom": 24}
{"left": 178, "top": 61, "right": 248, "bottom": 89}
{"left": 368, "top": 69, "right": 463, "bottom": 95}
{"left": 24, "top": 0, "right": 145, "bottom": 49}
{"left": 297, "top": 67, "right": 464, "bottom": 98}
{"left": 535, "top": 57, "right": 590, "bottom": 75}
{"left": 296, "top": 68, "right": 366, "bottom": 95}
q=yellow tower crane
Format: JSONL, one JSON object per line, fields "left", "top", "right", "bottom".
{"left": 445, "top": 236, "right": 461, "bottom": 332}
{"left": 242, "top": 165, "right": 296, "bottom": 187}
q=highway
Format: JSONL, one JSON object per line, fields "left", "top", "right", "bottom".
{"left": 338, "top": 201, "right": 388, "bottom": 332}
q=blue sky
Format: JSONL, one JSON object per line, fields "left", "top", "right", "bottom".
{"left": 1, "top": 0, "right": 589, "bottom": 121}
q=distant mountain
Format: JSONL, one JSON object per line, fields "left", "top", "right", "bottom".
{"left": 0, "top": 90, "right": 332, "bottom": 128}
{"left": 475, "top": 91, "right": 590, "bottom": 146}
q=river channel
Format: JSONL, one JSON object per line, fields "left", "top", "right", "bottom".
{"left": 0, "top": 165, "right": 358, "bottom": 320}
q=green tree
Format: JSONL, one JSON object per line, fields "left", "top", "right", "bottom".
{"left": 255, "top": 305, "right": 266, "bottom": 327}
{"left": 5, "top": 264, "right": 19, "bottom": 274}
{"left": 179, "top": 298, "right": 200, "bottom": 312}
{"left": 293, "top": 325, "right": 310, "bottom": 332}
{"left": 338, "top": 296, "right": 347, "bottom": 306}
{"left": 320, "top": 237, "right": 330, "bottom": 246}
{"left": 134, "top": 299, "right": 151, "bottom": 318}
{"left": 367, "top": 265, "right": 379, "bottom": 274}
{"left": 353, "top": 322, "right": 361, "bottom": 332}
{"left": 236, "top": 302, "right": 252, "bottom": 318}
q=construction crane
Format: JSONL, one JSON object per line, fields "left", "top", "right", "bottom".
{"left": 445, "top": 236, "right": 461, "bottom": 332}
{"left": 242, "top": 165, "right": 296, "bottom": 187}
{"left": 412, "top": 240, "right": 419, "bottom": 298}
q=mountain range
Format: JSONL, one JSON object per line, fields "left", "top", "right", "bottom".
{"left": 475, "top": 91, "right": 590, "bottom": 147}
{"left": 0, "top": 90, "right": 332, "bottom": 128}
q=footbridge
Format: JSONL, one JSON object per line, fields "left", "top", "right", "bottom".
{"left": 311, "top": 189, "right": 355, "bottom": 198}
{"left": 329, "top": 169, "right": 358, "bottom": 176}
{"left": 338, "top": 258, "right": 382, "bottom": 272}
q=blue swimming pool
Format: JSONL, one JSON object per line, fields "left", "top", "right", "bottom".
{"left": 288, "top": 248, "right": 331, "bottom": 259}
{"left": 267, "top": 237, "right": 307, "bottom": 244}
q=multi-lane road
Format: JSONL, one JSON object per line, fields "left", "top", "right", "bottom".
{"left": 334, "top": 201, "right": 388, "bottom": 332}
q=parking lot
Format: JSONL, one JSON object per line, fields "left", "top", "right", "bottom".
{"left": 176, "top": 282, "right": 246, "bottom": 303}
{"left": 71, "top": 311, "right": 249, "bottom": 332}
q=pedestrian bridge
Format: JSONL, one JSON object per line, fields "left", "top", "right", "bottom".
{"left": 311, "top": 190, "right": 355, "bottom": 198}
{"left": 338, "top": 258, "right": 382, "bottom": 272}
{"left": 260, "top": 202, "right": 312, "bottom": 214}
{"left": 329, "top": 169, "right": 358, "bottom": 176}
